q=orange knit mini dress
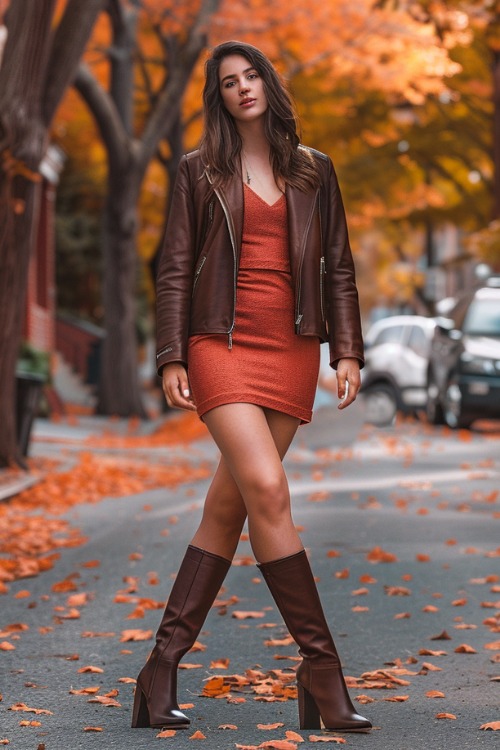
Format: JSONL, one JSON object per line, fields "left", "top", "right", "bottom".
{"left": 187, "top": 183, "right": 320, "bottom": 424}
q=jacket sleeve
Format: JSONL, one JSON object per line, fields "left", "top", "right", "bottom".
{"left": 323, "top": 157, "right": 364, "bottom": 369}
{"left": 155, "top": 156, "right": 196, "bottom": 375}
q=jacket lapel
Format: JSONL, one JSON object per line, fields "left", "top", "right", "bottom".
{"left": 285, "top": 184, "right": 319, "bottom": 283}
{"left": 216, "top": 171, "right": 244, "bottom": 263}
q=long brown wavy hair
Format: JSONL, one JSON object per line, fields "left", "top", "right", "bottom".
{"left": 199, "top": 41, "right": 319, "bottom": 192}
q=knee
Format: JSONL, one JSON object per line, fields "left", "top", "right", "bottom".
{"left": 245, "top": 473, "right": 290, "bottom": 518}
{"left": 204, "top": 490, "right": 247, "bottom": 533}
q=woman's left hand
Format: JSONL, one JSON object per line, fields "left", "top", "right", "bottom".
{"left": 336, "top": 358, "right": 361, "bottom": 410}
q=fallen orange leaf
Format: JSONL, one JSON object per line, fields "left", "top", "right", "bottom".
{"left": 355, "top": 694, "right": 375, "bottom": 704}
{"left": 334, "top": 569, "right": 350, "bottom": 579}
{"left": 480, "top": 722, "right": 500, "bottom": 730}
{"left": 426, "top": 691, "right": 445, "bottom": 698}
{"left": 454, "top": 644, "right": 477, "bottom": 654}
{"left": 156, "top": 729, "right": 177, "bottom": 737}
{"left": 418, "top": 649, "right": 447, "bottom": 656}
{"left": 88, "top": 695, "right": 121, "bottom": 707}
{"left": 8, "top": 703, "right": 53, "bottom": 715}
{"left": 189, "top": 730, "right": 206, "bottom": 739}
{"left": 436, "top": 713, "right": 456, "bottom": 720}
{"left": 218, "top": 724, "right": 238, "bottom": 730}
{"left": 359, "top": 575, "right": 377, "bottom": 584}
{"left": 83, "top": 727, "right": 103, "bottom": 732}
{"left": 285, "top": 730, "right": 304, "bottom": 742}
{"left": 0, "top": 642, "right": 15, "bottom": 651}
{"left": 430, "top": 630, "right": 451, "bottom": 640}
{"left": 366, "top": 546, "right": 398, "bottom": 564}
{"left": 257, "top": 723, "right": 284, "bottom": 730}
{"left": 77, "top": 666, "right": 104, "bottom": 674}
{"left": 384, "top": 695, "right": 409, "bottom": 702}
{"left": 484, "top": 641, "right": 500, "bottom": 650}
{"left": 385, "top": 586, "right": 411, "bottom": 596}
{"left": 210, "top": 659, "right": 230, "bottom": 669}
{"left": 120, "top": 629, "right": 152, "bottom": 642}
{"left": 232, "top": 611, "right": 265, "bottom": 619}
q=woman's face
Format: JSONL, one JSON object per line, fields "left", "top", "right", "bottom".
{"left": 218, "top": 54, "right": 268, "bottom": 125}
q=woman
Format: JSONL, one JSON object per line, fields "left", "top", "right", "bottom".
{"left": 132, "top": 40, "right": 371, "bottom": 734}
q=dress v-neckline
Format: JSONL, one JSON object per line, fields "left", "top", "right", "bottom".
{"left": 244, "top": 182, "right": 285, "bottom": 208}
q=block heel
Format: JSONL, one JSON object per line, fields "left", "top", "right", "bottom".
{"left": 131, "top": 684, "right": 150, "bottom": 728}
{"left": 298, "top": 683, "right": 321, "bottom": 729}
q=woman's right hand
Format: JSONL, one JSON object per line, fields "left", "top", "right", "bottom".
{"left": 162, "top": 363, "right": 197, "bottom": 411}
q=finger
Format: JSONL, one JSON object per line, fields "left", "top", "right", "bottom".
{"left": 337, "top": 367, "right": 347, "bottom": 401}
{"left": 163, "top": 376, "right": 196, "bottom": 411}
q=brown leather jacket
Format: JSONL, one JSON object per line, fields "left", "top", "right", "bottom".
{"left": 156, "top": 147, "right": 363, "bottom": 374}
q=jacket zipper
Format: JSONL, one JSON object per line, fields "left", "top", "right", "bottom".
{"left": 320, "top": 256, "right": 326, "bottom": 321}
{"left": 192, "top": 255, "right": 207, "bottom": 296}
{"left": 295, "top": 189, "right": 320, "bottom": 333}
{"left": 213, "top": 186, "right": 238, "bottom": 350}
{"left": 156, "top": 344, "right": 173, "bottom": 360}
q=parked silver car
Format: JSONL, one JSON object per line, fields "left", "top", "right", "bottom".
{"left": 361, "top": 315, "right": 436, "bottom": 425}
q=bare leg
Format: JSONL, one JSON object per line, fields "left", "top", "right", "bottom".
{"left": 202, "top": 403, "right": 302, "bottom": 563}
{"left": 191, "top": 406, "right": 300, "bottom": 560}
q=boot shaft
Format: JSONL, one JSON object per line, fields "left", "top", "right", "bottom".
{"left": 258, "top": 550, "right": 339, "bottom": 664}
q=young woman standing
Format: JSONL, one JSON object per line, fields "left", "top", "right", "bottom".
{"left": 132, "top": 40, "right": 371, "bottom": 734}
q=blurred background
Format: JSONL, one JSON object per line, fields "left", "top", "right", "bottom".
{"left": 1, "top": 0, "right": 500, "bottom": 466}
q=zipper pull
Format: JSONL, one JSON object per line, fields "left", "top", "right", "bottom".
{"left": 295, "top": 313, "right": 303, "bottom": 326}
{"left": 228, "top": 332, "right": 233, "bottom": 350}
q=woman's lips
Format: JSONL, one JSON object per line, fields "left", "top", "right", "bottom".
{"left": 240, "top": 98, "right": 256, "bottom": 107}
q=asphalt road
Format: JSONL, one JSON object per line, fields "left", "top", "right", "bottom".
{"left": 1, "top": 405, "right": 499, "bottom": 750}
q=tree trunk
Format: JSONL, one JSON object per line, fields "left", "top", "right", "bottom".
{"left": 0, "top": 0, "right": 103, "bottom": 467}
{"left": 97, "top": 164, "right": 147, "bottom": 417}
{"left": 0, "top": 2, "right": 55, "bottom": 467}
{"left": 492, "top": 49, "right": 500, "bottom": 219}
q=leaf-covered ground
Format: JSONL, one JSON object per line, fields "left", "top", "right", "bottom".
{"left": 0, "top": 413, "right": 499, "bottom": 748}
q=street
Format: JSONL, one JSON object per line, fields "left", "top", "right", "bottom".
{"left": 1, "top": 405, "right": 499, "bottom": 750}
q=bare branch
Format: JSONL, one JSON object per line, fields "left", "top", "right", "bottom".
{"left": 43, "top": 0, "right": 105, "bottom": 126}
{"left": 138, "top": 0, "right": 221, "bottom": 175}
{"left": 74, "top": 62, "right": 131, "bottom": 171}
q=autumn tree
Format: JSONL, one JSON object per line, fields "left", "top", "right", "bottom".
{"left": 69, "top": 0, "right": 221, "bottom": 417}
{"left": 0, "top": 0, "right": 104, "bottom": 467}
{"left": 57, "top": 0, "right": 465, "bottom": 414}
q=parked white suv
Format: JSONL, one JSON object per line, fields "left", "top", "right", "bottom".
{"left": 361, "top": 315, "right": 436, "bottom": 425}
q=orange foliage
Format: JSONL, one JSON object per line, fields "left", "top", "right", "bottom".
{"left": 0, "top": 414, "right": 210, "bottom": 592}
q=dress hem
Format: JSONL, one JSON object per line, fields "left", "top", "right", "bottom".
{"left": 195, "top": 393, "right": 312, "bottom": 426}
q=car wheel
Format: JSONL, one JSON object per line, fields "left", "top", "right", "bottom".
{"left": 443, "top": 380, "right": 473, "bottom": 429}
{"left": 426, "top": 375, "right": 445, "bottom": 425}
{"left": 362, "top": 383, "right": 398, "bottom": 426}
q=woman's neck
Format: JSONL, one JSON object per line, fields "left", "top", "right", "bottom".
{"left": 237, "top": 121, "right": 269, "bottom": 159}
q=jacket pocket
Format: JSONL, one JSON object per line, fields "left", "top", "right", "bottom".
{"left": 320, "top": 256, "right": 326, "bottom": 321}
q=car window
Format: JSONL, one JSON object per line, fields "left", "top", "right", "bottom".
{"left": 463, "top": 299, "right": 500, "bottom": 336}
{"left": 372, "top": 325, "right": 405, "bottom": 346}
{"left": 407, "top": 326, "right": 429, "bottom": 357}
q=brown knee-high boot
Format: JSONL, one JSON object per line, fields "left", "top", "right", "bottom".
{"left": 132, "top": 545, "right": 231, "bottom": 729}
{"left": 258, "top": 550, "right": 371, "bottom": 732}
